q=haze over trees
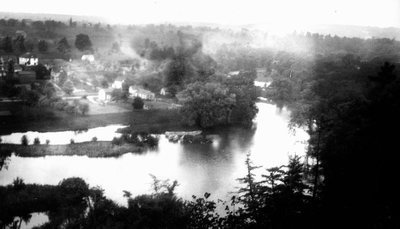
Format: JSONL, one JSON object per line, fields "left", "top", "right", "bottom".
{"left": 1, "top": 15, "right": 400, "bottom": 228}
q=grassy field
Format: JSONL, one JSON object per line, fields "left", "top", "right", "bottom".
{"left": 0, "top": 141, "right": 146, "bottom": 157}
{"left": 0, "top": 102, "right": 191, "bottom": 135}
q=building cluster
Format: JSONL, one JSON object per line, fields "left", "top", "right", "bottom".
{"left": 0, "top": 52, "right": 53, "bottom": 90}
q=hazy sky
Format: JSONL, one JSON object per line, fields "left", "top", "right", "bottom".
{"left": 2, "top": 0, "right": 399, "bottom": 27}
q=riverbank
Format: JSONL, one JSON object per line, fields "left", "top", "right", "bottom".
{"left": 0, "top": 102, "right": 191, "bottom": 135}
{"left": 0, "top": 141, "right": 147, "bottom": 157}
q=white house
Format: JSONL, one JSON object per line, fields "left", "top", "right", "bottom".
{"left": 227, "top": 71, "right": 240, "bottom": 78}
{"left": 160, "top": 87, "right": 169, "bottom": 96}
{"left": 81, "top": 54, "right": 95, "bottom": 63}
{"left": 19, "top": 53, "right": 38, "bottom": 66}
{"left": 129, "top": 86, "right": 155, "bottom": 100}
{"left": 98, "top": 88, "right": 113, "bottom": 102}
{"left": 112, "top": 78, "right": 125, "bottom": 89}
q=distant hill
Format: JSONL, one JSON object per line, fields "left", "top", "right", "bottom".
{"left": 0, "top": 11, "right": 106, "bottom": 24}
{"left": 242, "top": 23, "right": 400, "bottom": 40}
{"left": 1, "top": 11, "right": 399, "bottom": 40}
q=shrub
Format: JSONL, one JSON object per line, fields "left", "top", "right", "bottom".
{"left": 132, "top": 97, "right": 144, "bottom": 110}
{"left": 92, "top": 136, "right": 98, "bottom": 142}
{"left": 78, "top": 102, "right": 89, "bottom": 115}
{"left": 70, "top": 139, "right": 75, "bottom": 144}
{"left": 65, "top": 105, "right": 78, "bottom": 114}
{"left": 34, "top": 137, "right": 41, "bottom": 145}
{"left": 111, "top": 137, "right": 122, "bottom": 146}
{"left": 21, "top": 135, "right": 29, "bottom": 146}
{"left": 46, "top": 139, "right": 50, "bottom": 145}
{"left": 55, "top": 101, "right": 68, "bottom": 110}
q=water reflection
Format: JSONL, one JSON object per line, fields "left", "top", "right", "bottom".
{"left": 0, "top": 124, "right": 127, "bottom": 145}
{"left": 0, "top": 103, "right": 308, "bottom": 205}
{"left": 20, "top": 212, "right": 49, "bottom": 229}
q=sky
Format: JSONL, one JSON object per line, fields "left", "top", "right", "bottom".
{"left": 1, "top": 0, "right": 399, "bottom": 27}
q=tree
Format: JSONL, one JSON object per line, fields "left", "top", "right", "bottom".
{"left": 2, "top": 36, "right": 13, "bottom": 53}
{"left": 20, "top": 90, "right": 40, "bottom": 106}
{"left": 75, "top": 34, "right": 92, "bottom": 51}
{"left": 177, "top": 82, "right": 236, "bottom": 128}
{"left": 236, "top": 152, "right": 263, "bottom": 221}
{"left": 34, "top": 137, "right": 40, "bottom": 145}
{"left": 38, "top": 40, "right": 48, "bottom": 53}
{"left": 78, "top": 102, "right": 89, "bottom": 115}
{"left": 100, "top": 80, "right": 109, "bottom": 89}
{"left": 132, "top": 97, "right": 144, "bottom": 110}
{"left": 13, "top": 35, "right": 25, "bottom": 53}
{"left": 63, "top": 80, "right": 74, "bottom": 95}
{"left": 111, "top": 42, "right": 120, "bottom": 53}
{"left": 57, "top": 37, "right": 71, "bottom": 54}
{"left": 34, "top": 64, "right": 50, "bottom": 79}
{"left": 24, "top": 39, "right": 35, "bottom": 52}
{"left": 58, "top": 71, "right": 68, "bottom": 86}
{"left": 163, "top": 54, "right": 195, "bottom": 95}
{"left": 21, "top": 135, "right": 29, "bottom": 146}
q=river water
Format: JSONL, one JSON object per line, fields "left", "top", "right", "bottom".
{"left": 0, "top": 102, "right": 308, "bottom": 206}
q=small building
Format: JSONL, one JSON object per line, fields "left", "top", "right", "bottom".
{"left": 111, "top": 78, "right": 125, "bottom": 89}
{"left": 227, "top": 71, "right": 240, "bottom": 78}
{"left": 129, "top": 86, "right": 155, "bottom": 100}
{"left": 160, "top": 87, "right": 169, "bottom": 96}
{"left": 98, "top": 88, "right": 113, "bottom": 102}
{"left": 19, "top": 53, "right": 38, "bottom": 66}
{"left": 81, "top": 54, "right": 95, "bottom": 63}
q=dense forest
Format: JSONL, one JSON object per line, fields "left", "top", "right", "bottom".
{"left": 1, "top": 16, "right": 400, "bottom": 228}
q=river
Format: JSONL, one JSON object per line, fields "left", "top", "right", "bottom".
{"left": 0, "top": 102, "right": 308, "bottom": 206}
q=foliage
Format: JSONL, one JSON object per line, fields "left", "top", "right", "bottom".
{"left": 21, "top": 135, "right": 29, "bottom": 146}
{"left": 62, "top": 80, "right": 74, "bottom": 95}
{"left": 177, "top": 82, "right": 236, "bottom": 128}
{"left": 13, "top": 35, "right": 25, "bottom": 53}
{"left": 34, "top": 63, "right": 51, "bottom": 80}
{"left": 57, "top": 37, "right": 70, "bottom": 54}
{"left": 132, "top": 96, "right": 144, "bottom": 110}
{"left": 78, "top": 102, "right": 89, "bottom": 115}
{"left": 1, "top": 36, "right": 13, "bottom": 53}
{"left": 33, "top": 137, "right": 41, "bottom": 145}
{"left": 19, "top": 90, "right": 41, "bottom": 106}
{"left": 74, "top": 33, "right": 92, "bottom": 51}
{"left": 38, "top": 40, "right": 48, "bottom": 53}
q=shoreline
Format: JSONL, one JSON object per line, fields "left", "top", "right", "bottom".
{"left": 0, "top": 104, "right": 192, "bottom": 135}
{"left": 0, "top": 141, "right": 148, "bottom": 158}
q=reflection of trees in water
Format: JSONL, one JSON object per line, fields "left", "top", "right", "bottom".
{"left": 181, "top": 127, "right": 256, "bottom": 162}
{"left": 0, "top": 150, "right": 12, "bottom": 171}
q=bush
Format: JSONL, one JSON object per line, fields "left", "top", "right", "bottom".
{"left": 55, "top": 101, "right": 68, "bottom": 110}
{"left": 63, "top": 80, "right": 74, "bottom": 95}
{"left": 70, "top": 139, "right": 75, "bottom": 144}
{"left": 34, "top": 137, "right": 41, "bottom": 145}
{"left": 132, "top": 97, "right": 144, "bottom": 110}
{"left": 46, "top": 139, "right": 50, "bottom": 145}
{"left": 65, "top": 105, "right": 78, "bottom": 114}
{"left": 111, "top": 137, "right": 122, "bottom": 146}
{"left": 21, "top": 135, "right": 29, "bottom": 146}
{"left": 78, "top": 102, "right": 89, "bottom": 115}
{"left": 92, "top": 137, "right": 98, "bottom": 142}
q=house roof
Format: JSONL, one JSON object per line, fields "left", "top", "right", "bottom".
{"left": 20, "top": 52, "right": 37, "bottom": 58}
{"left": 129, "top": 86, "right": 155, "bottom": 95}
{"left": 100, "top": 88, "right": 114, "bottom": 94}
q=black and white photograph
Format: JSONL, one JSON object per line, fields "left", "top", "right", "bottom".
{"left": 1, "top": 0, "right": 400, "bottom": 228}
